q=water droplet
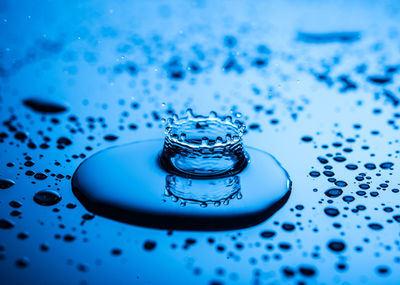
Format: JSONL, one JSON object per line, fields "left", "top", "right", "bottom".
{"left": 23, "top": 98, "right": 67, "bottom": 114}
{"left": 260, "top": 230, "right": 276, "bottom": 239}
{"left": 324, "top": 207, "right": 340, "bottom": 217}
{"left": 379, "top": 162, "right": 394, "bottom": 169}
{"left": 0, "top": 218, "right": 15, "bottom": 229}
{"left": 15, "top": 257, "right": 30, "bottom": 268}
{"left": 72, "top": 111, "right": 291, "bottom": 230}
{"left": 104, "top": 134, "right": 119, "bottom": 142}
{"left": 0, "top": 178, "right": 15, "bottom": 189}
{"left": 327, "top": 240, "right": 346, "bottom": 252}
{"left": 143, "top": 240, "right": 156, "bottom": 251}
{"left": 33, "top": 190, "right": 61, "bottom": 206}
{"left": 325, "top": 188, "right": 343, "bottom": 198}
{"left": 368, "top": 223, "right": 383, "bottom": 230}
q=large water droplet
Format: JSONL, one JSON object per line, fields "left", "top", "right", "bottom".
{"left": 72, "top": 111, "right": 291, "bottom": 230}
{"left": 23, "top": 97, "right": 68, "bottom": 114}
{"left": 33, "top": 190, "right": 62, "bottom": 206}
{"left": 0, "top": 178, "right": 15, "bottom": 189}
{"left": 0, "top": 218, "right": 15, "bottom": 229}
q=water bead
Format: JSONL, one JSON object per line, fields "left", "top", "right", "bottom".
{"left": 72, "top": 110, "right": 291, "bottom": 230}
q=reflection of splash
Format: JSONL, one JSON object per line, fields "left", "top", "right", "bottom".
{"left": 164, "top": 174, "right": 242, "bottom": 207}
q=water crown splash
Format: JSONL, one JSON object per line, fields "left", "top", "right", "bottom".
{"left": 160, "top": 109, "right": 248, "bottom": 178}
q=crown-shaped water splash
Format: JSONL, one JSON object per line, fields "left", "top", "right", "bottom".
{"left": 164, "top": 109, "right": 246, "bottom": 147}
{"left": 160, "top": 109, "right": 249, "bottom": 178}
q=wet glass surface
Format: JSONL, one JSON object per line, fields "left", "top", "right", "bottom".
{"left": 1, "top": 0, "right": 400, "bottom": 284}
